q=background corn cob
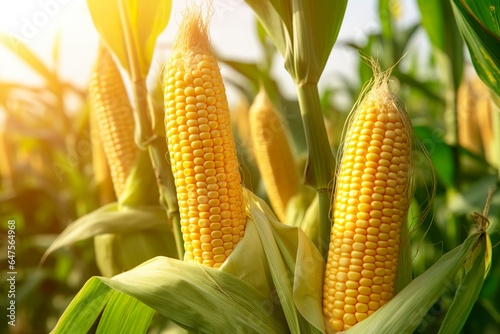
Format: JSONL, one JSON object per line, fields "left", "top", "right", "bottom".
{"left": 90, "top": 104, "right": 116, "bottom": 205}
{"left": 232, "top": 96, "right": 252, "bottom": 159}
{"left": 457, "top": 74, "right": 482, "bottom": 156}
{"left": 323, "top": 69, "right": 413, "bottom": 331}
{"left": 163, "top": 9, "right": 246, "bottom": 268}
{"left": 471, "top": 76, "right": 494, "bottom": 164}
{"left": 89, "top": 45, "right": 138, "bottom": 198}
{"left": 249, "top": 89, "right": 300, "bottom": 222}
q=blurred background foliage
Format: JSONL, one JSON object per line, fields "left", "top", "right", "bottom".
{"left": 0, "top": 0, "right": 499, "bottom": 333}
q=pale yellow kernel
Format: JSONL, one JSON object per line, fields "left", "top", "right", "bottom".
{"left": 343, "top": 313, "right": 356, "bottom": 325}
{"left": 368, "top": 299, "right": 380, "bottom": 311}
{"left": 345, "top": 297, "right": 357, "bottom": 305}
{"left": 359, "top": 278, "right": 373, "bottom": 287}
{"left": 330, "top": 319, "right": 344, "bottom": 332}
{"left": 333, "top": 309, "right": 345, "bottom": 320}
{"left": 352, "top": 251, "right": 364, "bottom": 259}
{"left": 348, "top": 272, "right": 361, "bottom": 281}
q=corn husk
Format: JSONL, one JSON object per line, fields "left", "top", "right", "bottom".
{"left": 51, "top": 188, "right": 324, "bottom": 333}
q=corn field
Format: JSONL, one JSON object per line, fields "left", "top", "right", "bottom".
{"left": 0, "top": 0, "right": 499, "bottom": 333}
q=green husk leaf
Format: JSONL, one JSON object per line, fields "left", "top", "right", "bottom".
{"left": 245, "top": 190, "right": 324, "bottom": 333}
{"left": 451, "top": 0, "right": 500, "bottom": 97}
{"left": 346, "top": 231, "right": 483, "bottom": 334}
{"left": 287, "top": 190, "right": 318, "bottom": 244}
{"left": 86, "top": 0, "right": 172, "bottom": 78}
{"left": 227, "top": 189, "right": 324, "bottom": 334}
{"left": 94, "top": 228, "right": 177, "bottom": 277}
{"left": 52, "top": 189, "right": 325, "bottom": 333}
{"left": 96, "top": 288, "right": 155, "bottom": 334}
{"left": 101, "top": 257, "right": 288, "bottom": 334}
{"left": 120, "top": 149, "right": 160, "bottom": 207}
{"left": 51, "top": 277, "right": 113, "bottom": 333}
{"left": 438, "top": 234, "right": 487, "bottom": 334}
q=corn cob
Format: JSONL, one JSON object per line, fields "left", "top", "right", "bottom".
{"left": 163, "top": 10, "right": 246, "bottom": 268}
{"left": 89, "top": 45, "right": 138, "bottom": 198}
{"left": 232, "top": 96, "right": 252, "bottom": 155}
{"left": 249, "top": 89, "right": 299, "bottom": 222}
{"left": 90, "top": 103, "right": 116, "bottom": 205}
{"left": 471, "top": 76, "right": 494, "bottom": 164}
{"left": 323, "top": 68, "right": 413, "bottom": 331}
{"left": 457, "top": 75, "right": 482, "bottom": 155}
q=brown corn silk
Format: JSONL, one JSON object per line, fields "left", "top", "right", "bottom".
{"left": 249, "top": 89, "right": 299, "bottom": 222}
{"left": 89, "top": 46, "right": 138, "bottom": 198}
{"left": 323, "top": 68, "right": 413, "bottom": 331}
{"left": 163, "top": 10, "right": 246, "bottom": 268}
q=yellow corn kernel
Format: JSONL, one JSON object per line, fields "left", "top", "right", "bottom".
{"left": 323, "top": 69, "right": 412, "bottom": 331}
{"left": 89, "top": 45, "right": 138, "bottom": 198}
{"left": 163, "top": 9, "right": 246, "bottom": 268}
{"left": 249, "top": 89, "right": 300, "bottom": 222}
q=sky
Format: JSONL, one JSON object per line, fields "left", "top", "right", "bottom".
{"left": 0, "top": 0, "right": 422, "bottom": 105}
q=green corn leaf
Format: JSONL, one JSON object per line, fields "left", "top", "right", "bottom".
{"left": 41, "top": 203, "right": 171, "bottom": 262}
{"left": 51, "top": 277, "right": 113, "bottom": 333}
{"left": 86, "top": 0, "right": 172, "bottom": 78}
{"left": 448, "top": 175, "right": 500, "bottom": 216}
{"left": 245, "top": 0, "right": 347, "bottom": 83}
{"left": 438, "top": 234, "right": 487, "bottom": 334}
{"left": 244, "top": 0, "right": 290, "bottom": 57}
{"left": 451, "top": 0, "right": 500, "bottom": 97}
{"left": 414, "top": 126, "right": 455, "bottom": 188}
{"left": 51, "top": 277, "right": 154, "bottom": 334}
{"left": 417, "top": 0, "right": 464, "bottom": 89}
{"left": 290, "top": 0, "right": 348, "bottom": 83}
{"left": 346, "top": 231, "right": 483, "bottom": 334}
{"left": 96, "top": 289, "right": 155, "bottom": 334}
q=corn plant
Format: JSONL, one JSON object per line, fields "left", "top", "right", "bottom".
{"left": 1, "top": 0, "right": 498, "bottom": 333}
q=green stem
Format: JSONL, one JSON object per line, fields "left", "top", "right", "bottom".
{"left": 439, "top": 53, "right": 460, "bottom": 186}
{"left": 118, "top": 0, "right": 152, "bottom": 150}
{"left": 295, "top": 82, "right": 335, "bottom": 258}
{"left": 117, "top": 0, "right": 183, "bottom": 259}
